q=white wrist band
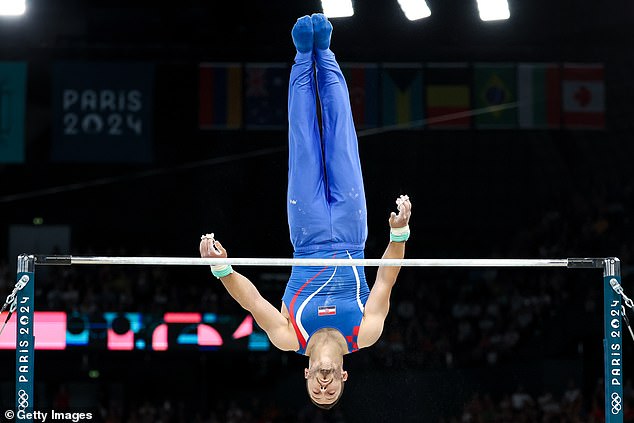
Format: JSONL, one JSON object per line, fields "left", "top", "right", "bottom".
{"left": 390, "top": 225, "right": 410, "bottom": 242}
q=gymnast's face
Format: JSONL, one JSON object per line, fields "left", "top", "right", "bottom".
{"left": 304, "top": 362, "right": 348, "bottom": 406}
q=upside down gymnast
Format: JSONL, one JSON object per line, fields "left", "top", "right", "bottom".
{"left": 199, "top": 13, "right": 413, "bottom": 409}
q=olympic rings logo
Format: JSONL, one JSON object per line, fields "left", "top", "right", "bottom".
{"left": 611, "top": 392, "right": 622, "bottom": 414}
{"left": 17, "top": 389, "right": 29, "bottom": 410}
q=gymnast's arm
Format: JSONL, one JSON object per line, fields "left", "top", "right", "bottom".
{"left": 199, "top": 237, "right": 299, "bottom": 351}
{"left": 357, "top": 195, "right": 412, "bottom": 349}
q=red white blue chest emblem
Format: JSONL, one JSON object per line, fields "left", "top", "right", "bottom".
{"left": 318, "top": 306, "right": 337, "bottom": 316}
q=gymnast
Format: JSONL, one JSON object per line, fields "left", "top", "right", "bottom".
{"left": 199, "top": 13, "right": 412, "bottom": 409}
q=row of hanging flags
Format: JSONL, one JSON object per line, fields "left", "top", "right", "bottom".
{"left": 0, "top": 61, "right": 606, "bottom": 164}
{"left": 198, "top": 62, "right": 605, "bottom": 131}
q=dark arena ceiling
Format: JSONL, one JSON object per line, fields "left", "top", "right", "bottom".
{"left": 0, "top": 0, "right": 632, "bottom": 62}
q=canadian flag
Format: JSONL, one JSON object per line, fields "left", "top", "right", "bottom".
{"left": 562, "top": 63, "right": 605, "bottom": 129}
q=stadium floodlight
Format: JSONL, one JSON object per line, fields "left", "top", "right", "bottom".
{"left": 0, "top": 0, "right": 26, "bottom": 16}
{"left": 397, "top": 0, "right": 431, "bottom": 21}
{"left": 321, "top": 0, "right": 354, "bottom": 18}
{"left": 476, "top": 0, "right": 510, "bottom": 21}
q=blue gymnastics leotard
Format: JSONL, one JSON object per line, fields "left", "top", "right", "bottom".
{"left": 283, "top": 48, "right": 370, "bottom": 355}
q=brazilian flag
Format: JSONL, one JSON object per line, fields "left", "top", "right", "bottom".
{"left": 473, "top": 63, "right": 517, "bottom": 129}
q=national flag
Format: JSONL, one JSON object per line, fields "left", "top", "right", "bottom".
{"left": 318, "top": 306, "right": 337, "bottom": 316}
{"left": 473, "top": 63, "right": 517, "bottom": 128}
{"left": 341, "top": 63, "right": 379, "bottom": 129}
{"left": 425, "top": 63, "right": 471, "bottom": 129}
{"left": 244, "top": 63, "right": 288, "bottom": 129}
{"left": 518, "top": 63, "right": 561, "bottom": 129}
{"left": 0, "top": 62, "right": 27, "bottom": 163}
{"left": 380, "top": 64, "right": 423, "bottom": 128}
{"left": 199, "top": 63, "right": 243, "bottom": 129}
{"left": 562, "top": 63, "right": 605, "bottom": 129}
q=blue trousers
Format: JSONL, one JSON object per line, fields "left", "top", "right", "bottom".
{"left": 287, "top": 49, "right": 367, "bottom": 253}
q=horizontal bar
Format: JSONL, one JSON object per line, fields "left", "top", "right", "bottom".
{"left": 31, "top": 255, "right": 578, "bottom": 268}
{"left": 567, "top": 258, "right": 606, "bottom": 269}
{"left": 34, "top": 255, "right": 71, "bottom": 266}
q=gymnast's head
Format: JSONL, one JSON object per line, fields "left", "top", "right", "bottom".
{"left": 304, "top": 354, "right": 348, "bottom": 408}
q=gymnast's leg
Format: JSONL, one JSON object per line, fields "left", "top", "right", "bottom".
{"left": 287, "top": 15, "right": 331, "bottom": 251}
{"left": 312, "top": 13, "right": 367, "bottom": 249}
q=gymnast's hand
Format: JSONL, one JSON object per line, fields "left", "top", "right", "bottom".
{"left": 199, "top": 233, "right": 228, "bottom": 259}
{"left": 389, "top": 195, "right": 412, "bottom": 229}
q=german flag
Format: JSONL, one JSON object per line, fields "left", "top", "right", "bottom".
{"left": 198, "top": 63, "right": 243, "bottom": 129}
{"left": 425, "top": 63, "right": 471, "bottom": 129}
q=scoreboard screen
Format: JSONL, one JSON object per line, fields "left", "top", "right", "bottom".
{"left": 0, "top": 311, "right": 270, "bottom": 351}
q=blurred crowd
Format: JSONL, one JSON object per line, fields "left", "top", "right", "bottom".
{"left": 442, "top": 378, "right": 634, "bottom": 423}
{"left": 101, "top": 399, "right": 347, "bottom": 423}
{"left": 47, "top": 384, "right": 346, "bottom": 423}
{"left": 43, "top": 377, "right": 634, "bottom": 423}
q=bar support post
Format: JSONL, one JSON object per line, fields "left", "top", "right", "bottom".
{"left": 15, "top": 254, "right": 35, "bottom": 423}
{"left": 604, "top": 257, "right": 623, "bottom": 423}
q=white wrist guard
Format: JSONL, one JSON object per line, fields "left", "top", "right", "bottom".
{"left": 390, "top": 225, "right": 410, "bottom": 242}
{"left": 211, "top": 264, "right": 234, "bottom": 279}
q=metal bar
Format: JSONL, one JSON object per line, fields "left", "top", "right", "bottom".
{"left": 567, "top": 258, "right": 606, "bottom": 269}
{"left": 34, "top": 255, "right": 71, "bottom": 266}
{"left": 604, "top": 258, "right": 623, "bottom": 423}
{"left": 33, "top": 255, "right": 573, "bottom": 267}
